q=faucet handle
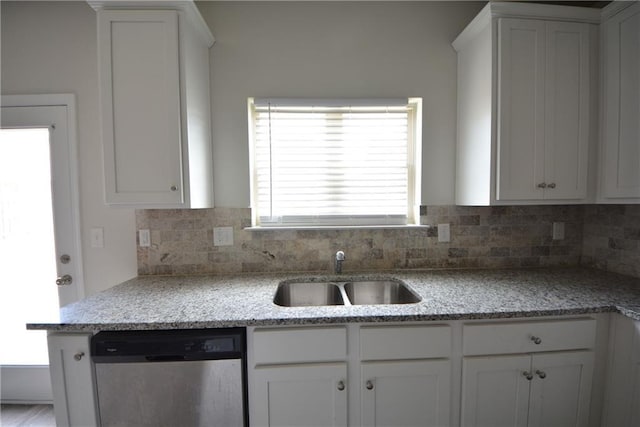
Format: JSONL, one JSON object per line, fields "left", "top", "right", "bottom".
{"left": 336, "top": 251, "right": 345, "bottom": 261}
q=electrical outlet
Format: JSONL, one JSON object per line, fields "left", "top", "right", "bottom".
{"left": 139, "top": 229, "right": 151, "bottom": 247}
{"left": 552, "top": 222, "right": 565, "bottom": 240}
{"left": 438, "top": 223, "right": 451, "bottom": 243}
{"left": 213, "top": 227, "right": 234, "bottom": 246}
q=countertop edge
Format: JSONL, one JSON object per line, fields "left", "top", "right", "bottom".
{"left": 27, "top": 305, "right": 628, "bottom": 332}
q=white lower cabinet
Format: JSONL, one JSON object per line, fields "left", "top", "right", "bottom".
{"left": 251, "top": 363, "right": 348, "bottom": 427}
{"left": 462, "top": 351, "right": 594, "bottom": 427}
{"left": 47, "top": 332, "right": 99, "bottom": 427}
{"left": 248, "top": 324, "right": 451, "bottom": 427}
{"left": 461, "top": 318, "right": 597, "bottom": 427}
{"left": 603, "top": 315, "right": 640, "bottom": 426}
{"left": 360, "top": 359, "right": 450, "bottom": 427}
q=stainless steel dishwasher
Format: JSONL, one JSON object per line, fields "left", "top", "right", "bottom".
{"left": 91, "top": 328, "right": 247, "bottom": 427}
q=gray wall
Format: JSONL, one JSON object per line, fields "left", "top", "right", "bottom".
{"left": 199, "top": 1, "right": 485, "bottom": 207}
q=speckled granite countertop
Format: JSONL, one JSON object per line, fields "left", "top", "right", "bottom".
{"left": 27, "top": 267, "right": 640, "bottom": 331}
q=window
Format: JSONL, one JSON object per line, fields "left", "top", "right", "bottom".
{"left": 248, "top": 98, "right": 422, "bottom": 227}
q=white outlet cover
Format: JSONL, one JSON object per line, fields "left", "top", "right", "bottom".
{"left": 552, "top": 222, "right": 565, "bottom": 240}
{"left": 139, "top": 229, "right": 151, "bottom": 247}
{"left": 213, "top": 227, "right": 234, "bottom": 246}
{"left": 438, "top": 223, "right": 451, "bottom": 243}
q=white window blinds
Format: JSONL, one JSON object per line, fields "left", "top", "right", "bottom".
{"left": 248, "top": 98, "right": 421, "bottom": 227}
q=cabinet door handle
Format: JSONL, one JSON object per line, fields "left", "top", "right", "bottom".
{"left": 537, "top": 183, "right": 547, "bottom": 188}
{"left": 523, "top": 371, "right": 533, "bottom": 381}
{"left": 170, "top": 185, "right": 178, "bottom": 191}
{"left": 530, "top": 335, "right": 542, "bottom": 345}
{"left": 365, "top": 380, "right": 374, "bottom": 390}
{"left": 74, "top": 351, "right": 85, "bottom": 361}
{"left": 337, "top": 380, "right": 345, "bottom": 391}
{"left": 535, "top": 370, "right": 547, "bottom": 379}
{"left": 547, "top": 183, "right": 556, "bottom": 189}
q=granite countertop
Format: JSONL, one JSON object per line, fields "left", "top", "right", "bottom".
{"left": 27, "top": 267, "right": 640, "bottom": 332}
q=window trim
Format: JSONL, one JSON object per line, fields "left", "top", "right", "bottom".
{"left": 247, "top": 97, "right": 422, "bottom": 228}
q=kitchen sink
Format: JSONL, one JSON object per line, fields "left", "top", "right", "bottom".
{"left": 274, "top": 279, "right": 421, "bottom": 307}
{"left": 344, "top": 280, "right": 421, "bottom": 305}
{"left": 273, "top": 282, "right": 345, "bottom": 307}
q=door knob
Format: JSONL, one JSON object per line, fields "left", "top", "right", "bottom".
{"left": 56, "top": 274, "right": 73, "bottom": 286}
{"left": 365, "top": 380, "right": 374, "bottom": 390}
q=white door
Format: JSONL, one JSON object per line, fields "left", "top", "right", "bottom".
{"left": 544, "top": 21, "right": 590, "bottom": 200}
{"left": 0, "top": 94, "right": 83, "bottom": 403}
{"left": 461, "top": 354, "right": 531, "bottom": 427}
{"left": 250, "top": 363, "right": 348, "bottom": 427}
{"left": 601, "top": 2, "right": 640, "bottom": 199}
{"left": 497, "top": 18, "right": 546, "bottom": 201}
{"left": 98, "top": 10, "right": 184, "bottom": 205}
{"left": 360, "top": 359, "right": 451, "bottom": 427}
{"left": 527, "top": 351, "right": 594, "bottom": 427}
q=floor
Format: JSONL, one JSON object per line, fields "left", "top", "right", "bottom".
{"left": 0, "top": 405, "right": 55, "bottom": 427}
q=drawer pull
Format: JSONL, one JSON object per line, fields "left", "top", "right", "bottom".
{"left": 365, "top": 380, "right": 374, "bottom": 390}
{"left": 523, "top": 371, "right": 533, "bottom": 381}
{"left": 337, "top": 381, "right": 345, "bottom": 391}
{"left": 536, "top": 370, "right": 547, "bottom": 379}
{"left": 530, "top": 336, "right": 542, "bottom": 345}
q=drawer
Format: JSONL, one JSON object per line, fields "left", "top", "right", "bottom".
{"left": 252, "top": 326, "right": 347, "bottom": 365}
{"left": 463, "top": 318, "right": 596, "bottom": 356}
{"left": 360, "top": 325, "right": 451, "bottom": 360}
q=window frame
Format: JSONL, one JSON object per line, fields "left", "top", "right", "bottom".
{"left": 247, "top": 97, "right": 422, "bottom": 228}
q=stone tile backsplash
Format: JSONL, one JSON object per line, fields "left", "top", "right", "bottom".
{"left": 136, "top": 205, "right": 592, "bottom": 276}
{"left": 582, "top": 205, "right": 640, "bottom": 278}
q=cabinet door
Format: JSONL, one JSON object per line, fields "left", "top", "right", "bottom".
{"left": 461, "top": 355, "right": 531, "bottom": 427}
{"left": 544, "top": 22, "right": 590, "bottom": 200}
{"left": 601, "top": 2, "right": 640, "bottom": 200}
{"left": 47, "top": 333, "right": 98, "bottom": 427}
{"left": 250, "top": 363, "right": 348, "bottom": 427}
{"left": 528, "top": 351, "right": 594, "bottom": 427}
{"left": 98, "top": 10, "right": 184, "bottom": 205}
{"left": 360, "top": 359, "right": 451, "bottom": 427}
{"left": 631, "top": 360, "right": 640, "bottom": 427}
{"left": 497, "top": 18, "right": 546, "bottom": 201}
{"left": 630, "top": 320, "right": 640, "bottom": 426}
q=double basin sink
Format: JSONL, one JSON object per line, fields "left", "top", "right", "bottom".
{"left": 274, "top": 278, "right": 421, "bottom": 307}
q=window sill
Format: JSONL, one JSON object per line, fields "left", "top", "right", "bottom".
{"left": 243, "top": 224, "right": 431, "bottom": 232}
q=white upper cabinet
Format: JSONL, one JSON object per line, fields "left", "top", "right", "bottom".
{"left": 453, "top": 3, "right": 599, "bottom": 205}
{"left": 92, "top": 1, "right": 214, "bottom": 208}
{"left": 599, "top": 1, "right": 640, "bottom": 202}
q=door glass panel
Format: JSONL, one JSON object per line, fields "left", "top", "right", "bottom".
{"left": 0, "top": 128, "right": 59, "bottom": 365}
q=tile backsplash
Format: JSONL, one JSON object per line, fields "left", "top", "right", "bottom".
{"left": 135, "top": 204, "right": 617, "bottom": 276}
{"left": 582, "top": 205, "right": 640, "bottom": 278}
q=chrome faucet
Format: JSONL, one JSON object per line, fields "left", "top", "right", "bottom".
{"left": 335, "top": 251, "right": 345, "bottom": 274}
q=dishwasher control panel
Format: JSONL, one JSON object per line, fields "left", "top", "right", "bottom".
{"left": 91, "top": 328, "right": 245, "bottom": 363}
